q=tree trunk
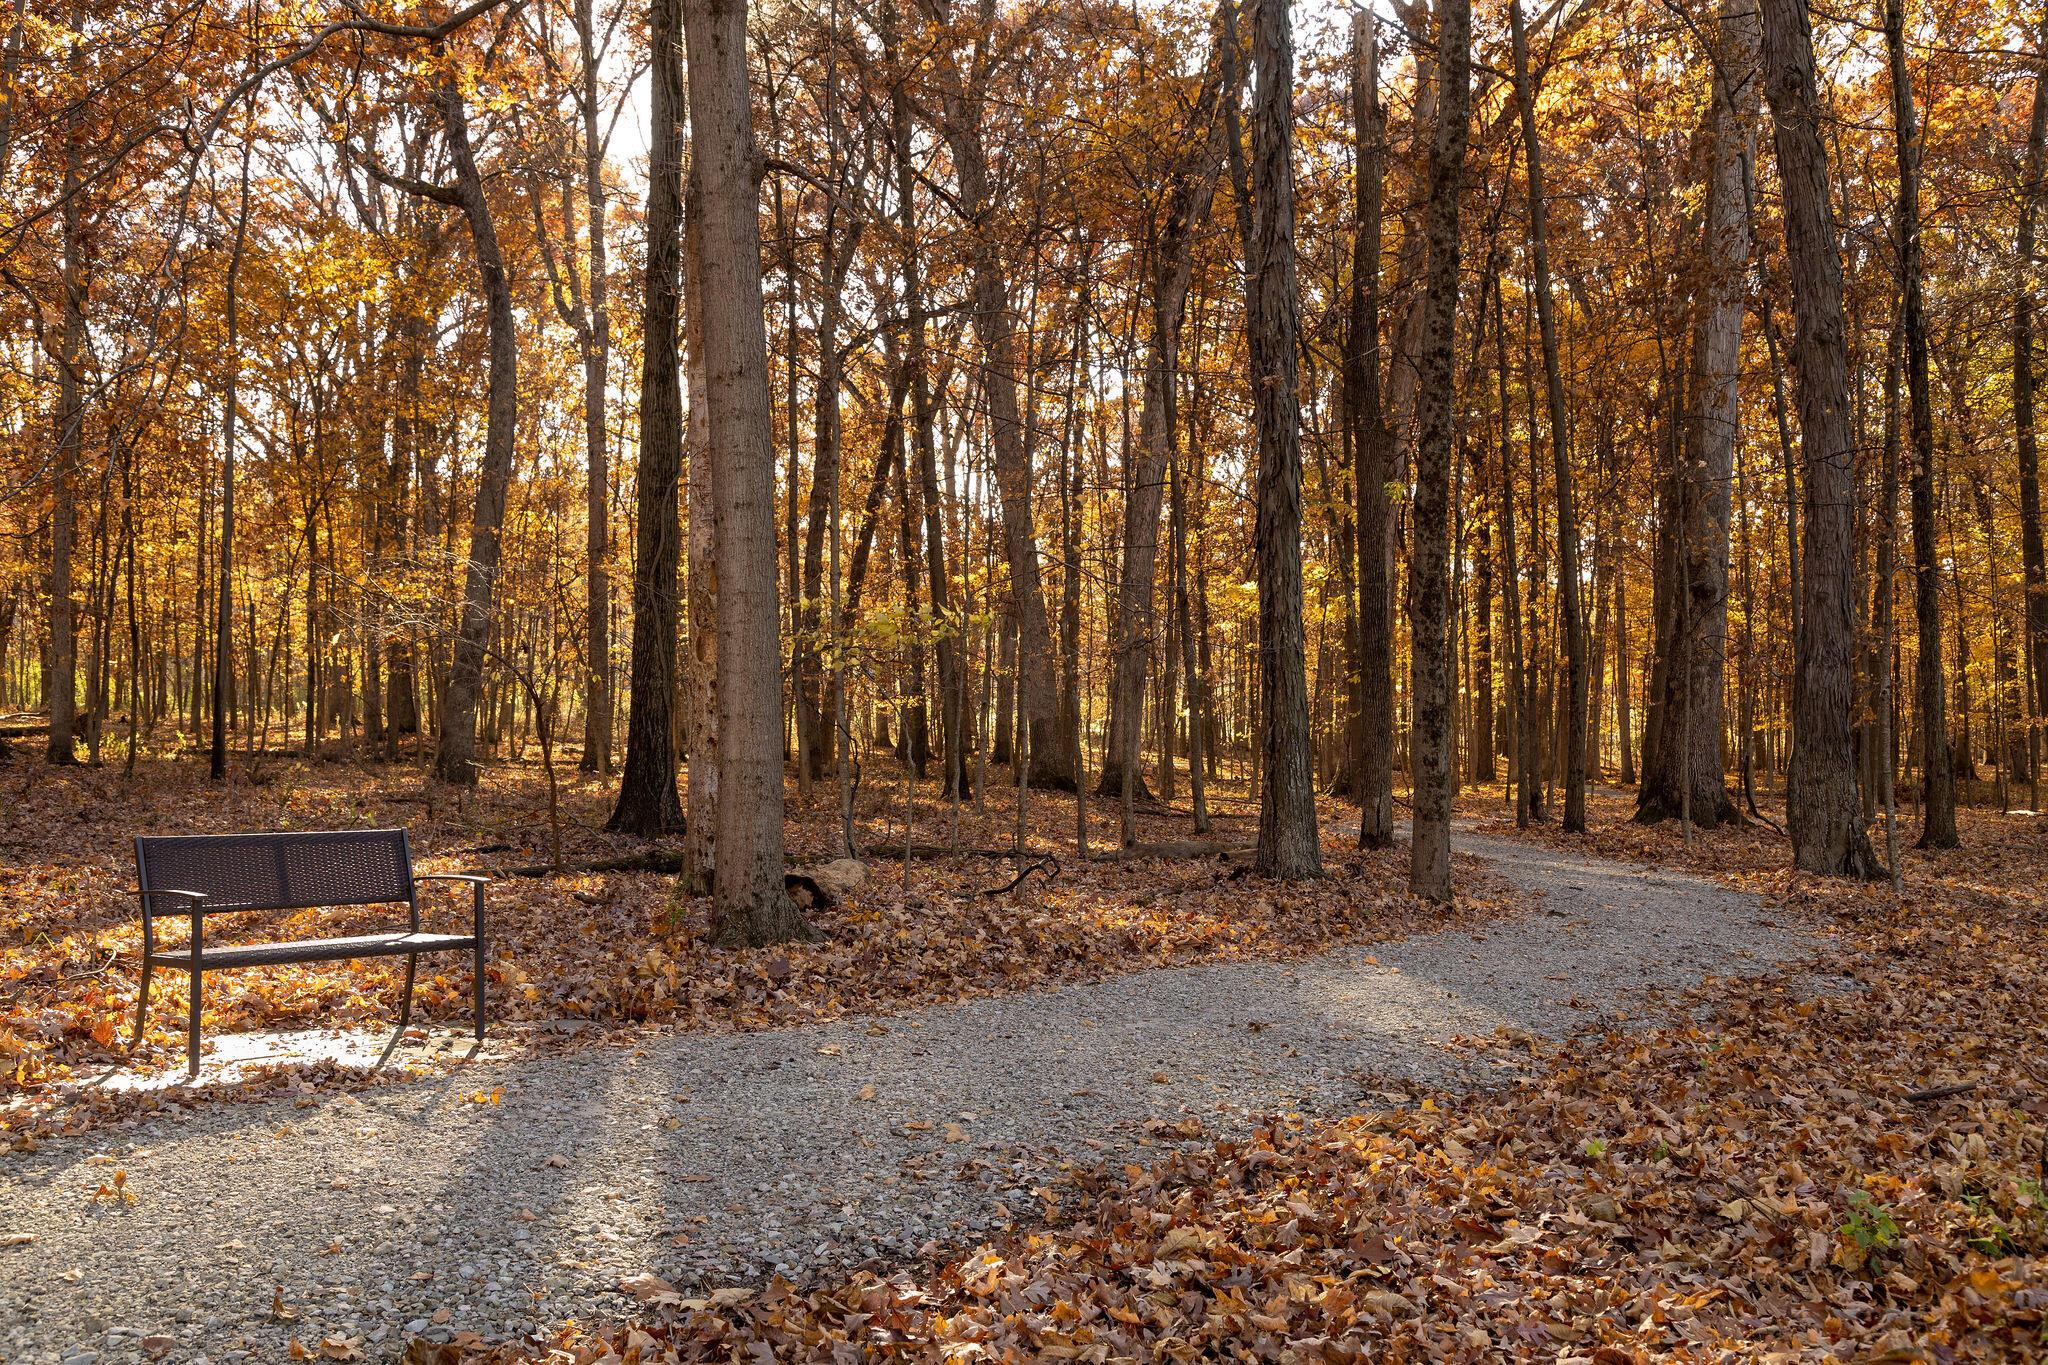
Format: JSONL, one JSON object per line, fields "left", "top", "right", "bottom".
{"left": 1103, "top": 43, "right": 1227, "bottom": 808}
{"left": 576, "top": 0, "right": 614, "bottom": 775}
{"left": 1507, "top": 0, "right": 1589, "bottom": 833}
{"left": 2015, "top": 18, "right": 2048, "bottom": 793}
{"left": 1638, "top": 0, "right": 1756, "bottom": 829}
{"left": 683, "top": 0, "right": 811, "bottom": 944}
{"left": 1408, "top": 0, "right": 1472, "bottom": 899}
{"left": 46, "top": 21, "right": 82, "bottom": 767}
{"left": 1350, "top": 8, "right": 1398, "bottom": 849}
{"left": 682, "top": 168, "right": 719, "bottom": 889}
{"left": 1760, "top": 0, "right": 1878, "bottom": 877}
{"left": 608, "top": 0, "right": 686, "bottom": 836}
{"left": 431, "top": 67, "right": 519, "bottom": 788}
{"left": 1245, "top": 0, "right": 1320, "bottom": 879}
{"left": 1885, "top": 0, "right": 1956, "bottom": 849}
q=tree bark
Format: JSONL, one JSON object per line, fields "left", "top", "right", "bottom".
{"left": 608, "top": 0, "right": 686, "bottom": 836}
{"left": 1245, "top": 0, "right": 1321, "bottom": 879}
{"left": 1885, "top": 0, "right": 1956, "bottom": 849}
{"left": 1507, "top": 0, "right": 1588, "bottom": 832}
{"left": 45, "top": 15, "right": 83, "bottom": 767}
{"left": 1409, "top": 0, "right": 1472, "bottom": 899}
{"left": 2015, "top": 18, "right": 2048, "bottom": 792}
{"left": 1638, "top": 0, "right": 1756, "bottom": 829}
{"left": 1760, "top": 0, "right": 1878, "bottom": 877}
{"left": 575, "top": 0, "right": 614, "bottom": 775}
{"left": 1103, "top": 39, "right": 1227, "bottom": 809}
{"left": 683, "top": 0, "right": 811, "bottom": 944}
{"left": 429, "top": 64, "right": 520, "bottom": 788}
{"left": 1350, "top": 8, "right": 1398, "bottom": 848}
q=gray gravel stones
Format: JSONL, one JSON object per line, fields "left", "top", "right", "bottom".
{"left": 0, "top": 831, "right": 1815, "bottom": 1363}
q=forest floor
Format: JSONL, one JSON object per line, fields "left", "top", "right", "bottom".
{"left": 0, "top": 764, "right": 1812, "bottom": 1364}
{"left": 0, "top": 751, "right": 1508, "bottom": 1142}
{"left": 2, "top": 755, "right": 2045, "bottom": 1361}
{"left": 434, "top": 783, "right": 2044, "bottom": 1363}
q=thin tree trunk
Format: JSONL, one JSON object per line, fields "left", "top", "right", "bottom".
{"left": 1409, "top": 0, "right": 1472, "bottom": 899}
{"left": 1640, "top": 0, "right": 1756, "bottom": 828}
{"left": 417, "top": 68, "right": 519, "bottom": 788}
{"left": 2014, "top": 17, "right": 2048, "bottom": 795}
{"left": 1351, "top": 8, "right": 1397, "bottom": 849}
{"left": 45, "top": 13, "right": 83, "bottom": 766}
{"left": 212, "top": 114, "right": 255, "bottom": 782}
{"left": 1886, "top": 0, "right": 1956, "bottom": 848}
{"left": 1507, "top": 0, "right": 1588, "bottom": 833}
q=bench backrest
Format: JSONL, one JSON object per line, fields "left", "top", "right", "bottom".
{"left": 136, "top": 829, "right": 415, "bottom": 915}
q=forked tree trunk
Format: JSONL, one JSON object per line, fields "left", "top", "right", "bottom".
{"left": 1760, "top": 0, "right": 1879, "bottom": 877}
{"left": 922, "top": 0, "right": 1070, "bottom": 790}
{"left": 683, "top": 0, "right": 812, "bottom": 944}
{"left": 1885, "top": 0, "right": 1957, "bottom": 849}
{"left": 1408, "top": 0, "right": 1472, "bottom": 899}
{"left": 1638, "top": 0, "right": 1756, "bottom": 829}
{"left": 608, "top": 0, "right": 686, "bottom": 836}
{"left": 429, "top": 65, "right": 519, "bottom": 789}
{"left": 1245, "top": 0, "right": 1321, "bottom": 879}
{"left": 1102, "top": 34, "right": 1227, "bottom": 810}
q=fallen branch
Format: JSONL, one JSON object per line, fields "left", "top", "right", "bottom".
{"left": 978, "top": 856, "right": 1059, "bottom": 897}
{"left": 1902, "top": 1080, "right": 1979, "bottom": 1103}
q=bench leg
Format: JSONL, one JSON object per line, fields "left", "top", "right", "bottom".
{"left": 472, "top": 940, "right": 486, "bottom": 1041}
{"left": 398, "top": 952, "right": 418, "bottom": 1029}
{"left": 186, "top": 970, "right": 201, "bottom": 1080}
{"left": 130, "top": 961, "right": 151, "bottom": 1051}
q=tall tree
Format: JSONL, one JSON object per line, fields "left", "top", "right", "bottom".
{"left": 44, "top": 4, "right": 83, "bottom": 767}
{"left": 1245, "top": 0, "right": 1320, "bottom": 879}
{"left": 607, "top": 0, "right": 685, "bottom": 836}
{"left": 1349, "top": 7, "right": 1396, "bottom": 849}
{"left": 683, "top": 0, "right": 811, "bottom": 943}
{"left": 1885, "top": 0, "right": 1956, "bottom": 849}
{"left": 920, "top": 0, "right": 1072, "bottom": 789}
{"left": 212, "top": 116, "right": 256, "bottom": 781}
{"left": 360, "top": 53, "right": 521, "bottom": 787}
{"left": 1638, "top": 0, "right": 1758, "bottom": 829}
{"left": 2015, "top": 16, "right": 2048, "bottom": 795}
{"left": 1409, "top": 0, "right": 1472, "bottom": 901}
{"left": 1102, "top": 33, "right": 1227, "bottom": 815}
{"left": 1760, "top": 0, "right": 1878, "bottom": 877}
{"left": 1506, "top": 0, "right": 1588, "bottom": 833}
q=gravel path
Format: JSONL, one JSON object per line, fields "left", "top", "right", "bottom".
{"left": 1, "top": 831, "right": 1815, "bottom": 1364}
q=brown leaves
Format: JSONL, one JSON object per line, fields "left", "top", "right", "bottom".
{"left": 6, "top": 763, "right": 1504, "bottom": 1145}
{"left": 429, "top": 795, "right": 2047, "bottom": 1364}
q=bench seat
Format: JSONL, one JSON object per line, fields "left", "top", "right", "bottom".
{"left": 148, "top": 931, "right": 478, "bottom": 972}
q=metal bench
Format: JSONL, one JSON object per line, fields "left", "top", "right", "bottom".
{"left": 132, "top": 828, "right": 489, "bottom": 1077}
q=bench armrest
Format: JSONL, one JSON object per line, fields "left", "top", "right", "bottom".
{"left": 415, "top": 873, "right": 489, "bottom": 937}
{"left": 138, "top": 888, "right": 208, "bottom": 917}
